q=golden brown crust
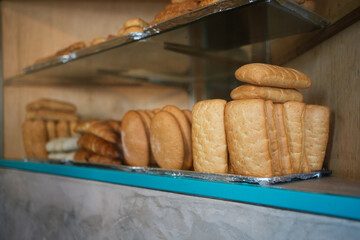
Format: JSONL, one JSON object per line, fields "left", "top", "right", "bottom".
{"left": 235, "top": 63, "right": 311, "bottom": 89}
{"left": 106, "top": 120, "right": 122, "bottom": 134}
{"left": 151, "top": 0, "right": 199, "bottom": 24}
{"left": 137, "top": 110, "right": 156, "bottom": 166}
{"left": 46, "top": 121, "right": 57, "bottom": 140}
{"left": 90, "top": 37, "right": 106, "bottom": 46}
{"left": 56, "top": 120, "right": 70, "bottom": 138}
{"left": 74, "top": 149, "right": 92, "bottom": 162}
{"left": 77, "top": 133, "right": 120, "bottom": 159}
{"left": 123, "top": 18, "right": 149, "bottom": 29}
{"left": 230, "top": 84, "right": 303, "bottom": 103}
{"left": 55, "top": 41, "right": 86, "bottom": 56}
{"left": 274, "top": 104, "right": 293, "bottom": 175}
{"left": 162, "top": 105, "right": 192, "bottom": 170}
{"left": 283, "top": 101, "right": 306, "bottom": 174}
{"left": 26, "top": 109, "right": 78, "bottom": 122}
{"left": 26, "top": 98, "right": 77, "bottom": 113}
{"left": 117, "top": 28, "right": 126, "bottom": 36}
{"left": 183, "top": 109, "right": 192, "bottom": 124}
{"left": 150, "top": 111, "right": 185, "bottom": 170}
{"left": 192, "top": 99, "right": 228, "bottom": 174}
{"left": 225, "top": 99, "right": 273, "bottom": 177}
{"left": 124, "top": 26, "right": 143, "bottom": 35}
{"left": 199, "top": 0, "right": 221, "bottom": 8}
{"left": 22, "top": 120, "right": 35, "bottom": 158}
{"left": 88, "top": 154, "right": 121, "bottom": 165}
{"left": 75, "top": 120, "right": 118, "bottom": 144}
{"left": 304, "top": 105, "right": 330, "bottom": 171}
{"left": 121, "top": 111, "right": 149, "bottom": 166}
{"left": 265, "top": 101, "right": 282, "bottom": 176}
{"left": 31, "top": 120, "right": 48, "bottom": 158}
{"left": 107, "top": 34, "right": 117, "bottom": 40}
{"left": 69, "top": 120, "right": 79, "bottom": 137}
{"left": 145, "top": 110, "right": 154, "bottom": 119}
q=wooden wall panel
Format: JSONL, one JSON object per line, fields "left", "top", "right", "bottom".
{"left": 284, "top": 21, "right": 360, "bottom": 181}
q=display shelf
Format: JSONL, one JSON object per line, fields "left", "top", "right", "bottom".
{"left": 1, "top": 159, "right": 359, "bottom": 221}
{"left": 4, "top": 0, "right": 328, "bottom": 86}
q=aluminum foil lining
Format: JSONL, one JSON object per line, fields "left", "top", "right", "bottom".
{"left": 32, "top": 158, "right": 331, "bottom": 185}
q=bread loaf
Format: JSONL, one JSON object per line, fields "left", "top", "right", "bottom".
{"left": 192, "top": 99, "right": 228, "bottom": 174}
{"left": 264, "top": 101, "right": 282, "bottom": 176}
{"left": 230, "top": 84, "right": 303, "bottom": 103}
{"left": 235, "top": 63, "right": 311, "bottom": 89}
{"left": 283, "top": 101, "right": 306, "bottom": 174}
{"left": 121, "top": 111, "right": 149, "bottom": 166}
{"left": 274, "top": 104, "right": 293, "bottom": 175}
{"left": 26, "top": 98, "right": 76, "bottom": 113}
{"left": 150, "top": 111, "right": 185, "bottom": 170}
{"left": 304, "top": 105, "right": 330, "bottom": 171}
{"left": 225, "top": 99, "right": 273, "bottom": 177}
{"left": 77, "top": 133, "right": 120, "bottom": 159}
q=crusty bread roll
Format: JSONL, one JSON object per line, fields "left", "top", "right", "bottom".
{"left": 235, "top": 63, "right": 311, "bottom": 89}
{"left": 46, "top": 121, "right": 57, "bottom": 140}
{"left": 123, "top": 18, "right": 149, "bottom": 29}
{"left": 162, "top": 105, "right": 192, "bottom": 170}
{"left": 56, "top": 120, "right": 70, "bottom": 138}
{"left": 225, "top": 99, "right": 273, "bottom": 177}
{"left": 77, "top": 133, "right": 120, "bottom": 159}
{"left": 31, "top": 120, "right": 48, "bottom": 158}
{"left": 26, "top": 98, "right": 76, "bottom": 113}
{"left": 75, "top": 119, "right": 118, "bottom": 144}
{"left": 264, "top": 101, "right": 282, "bottom": 176}
{"left": 283, "top": 101, "right": 306, "bottom": 174}
{"left": 22, "top": 120, "right": 34, "bottom": 158}
{"left": 192, "top": 99, "right": 228, "bottom": 174}
{"left": 304, "top": 105, "right": 330, "bottom": 171}
{"left": 121, "top": 111, "right": 149, "bottom": 166}
{"left": 46, "top": 136, "right": 80, "bottom": 153}
{"left": 274, "top": 104, "right": 293, "bottom": 175}
{"left": 230, "top": 84, "right": 303, "bottom": 103}
{"left": 150, "top": 111, "right": 185, "bottom": 170}
{"left": 26, "top": 109, "right": 78, "bottom": 122}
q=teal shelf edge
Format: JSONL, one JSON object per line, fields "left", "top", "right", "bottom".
{"left": 1, "top": 159, "right": 359, "bottom": 221}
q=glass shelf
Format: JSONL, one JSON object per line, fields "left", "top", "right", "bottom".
{"left": 4, "top": 0, "right": 328, "bottom": 87}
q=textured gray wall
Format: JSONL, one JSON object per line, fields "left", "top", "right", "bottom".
{"left": 0, "top": 168, "right": 359, "bottom": 240}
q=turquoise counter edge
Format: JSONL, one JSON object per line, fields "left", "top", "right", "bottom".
{"left": 1, "top": 159, "right": 359, "bottom": 221}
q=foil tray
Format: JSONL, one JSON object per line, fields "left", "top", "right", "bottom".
{"left": 35, "top": 158, "right": 331, "bottom": 186}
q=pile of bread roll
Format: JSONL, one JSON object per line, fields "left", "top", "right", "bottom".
{"left": 120, "top": 108, "right": 192, "bottom": 168}
{"left": 192, "top": 63, "right": 329, "bottom": 177}
{"left": 73, "top": 120, "right": 123, "bottom": 165}
{"left": 22, "top": 99, "right": 79, "bottom": 158}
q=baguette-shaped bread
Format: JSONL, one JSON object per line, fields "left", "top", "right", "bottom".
{"left": 230, "top": 84, "right": 303, "bottom": 103}
{"left": 283, "top": 101, "right": 306, "bottom": 174}
{"left": 31, "top": 120, "right": 48, "bottom": 158}
{"left": 162, "top": 105, "right": 192, "bottom": 170}
{"left": 26, "top": 109, "right": 78, "bottom": 121}
{"left": 121, "top": 111, "right": 149, "bottom": 166}
{"left": 225, "top": 99, "right": 273, "bottom": 177}
{"left": 235, "top": 63, "right": 311, "bottom": 89}
{"left": 304, "top": 105, "right": 330, "bottom": 171}
{"left": 26, "top": 98, "right": 76, "bottom": 113}
{"left": 77, "top": 133, "right": 120, "bottom": 159}
{"left": 75, "top": 120, "right": 118, "bottom": 144}
{"left": 46, "top": 121, "right": 57, "bottom": 140}
{"left": 265, "top": 101, "right": 282, "bottom": 176}
{"left": 150, "top": 111, "right": 185, "bottom": 170}
{"left": 46, "top": 136, "right": 80, "bottom": 153}
{"left": 274, "top": 104, "right": 293, "bottom": 175}
{"left": 22, "top": 120, "right": 34, "bottom": 158}
{"left": 56, "top": 120, "right": 70, "bottom": 138}
{"left": 192, "top": 99, "right": 228, "bottom": 174}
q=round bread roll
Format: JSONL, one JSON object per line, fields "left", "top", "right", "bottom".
{"left": 150, "top": 111, "right": 185, "bottom": 170}
{"left": 162, "top": 105, "right": 192, "bottom": 170}
{"left": 230, "top": 84, "right": 303, "bottom": 103}
{"left": 121, "top": 111, "right": 149, "bottom": 166}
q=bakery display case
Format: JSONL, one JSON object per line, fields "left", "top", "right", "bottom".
{"left": 1, "top": 0, "right": 360, "bottom": 239}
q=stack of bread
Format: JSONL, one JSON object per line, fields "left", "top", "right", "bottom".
{"left": 192, "top": 63, "right": 330, "bottom": 177}
{"left": 120, "top": 107, "right": 192, "bottom": 169}
{"left": 73, "top": 119, "right": 123, "bottom": 165}
{"left": 22, "top": 99, "right": 79, "bottom": 159}
{"left": 46, "top": 136, "right": 80, "bottom": 160}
